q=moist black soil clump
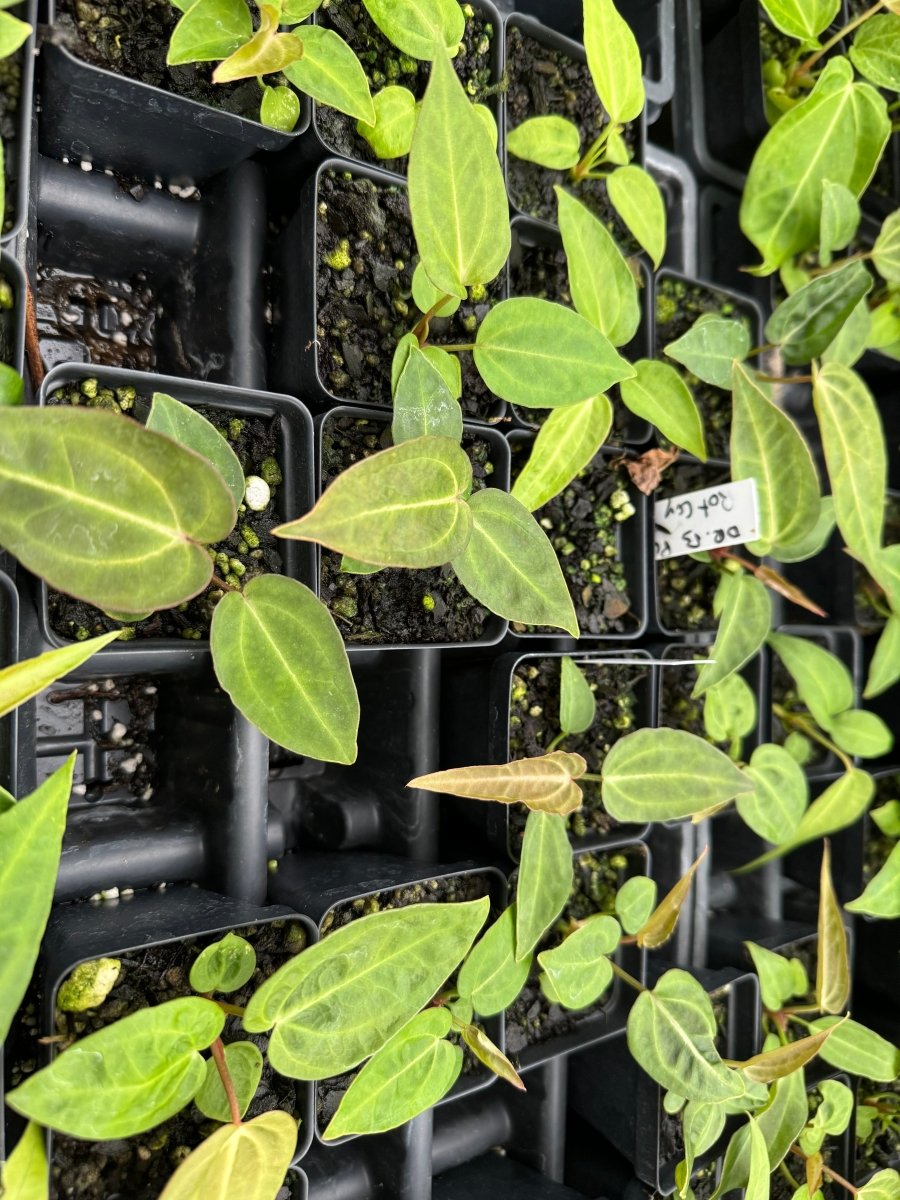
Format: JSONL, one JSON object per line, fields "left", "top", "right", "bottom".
{"left": 508, "top": 657, "right": 646, "bottom": 852}
{"left": 315, "top": 872, "right": 495, "bottom": 1132}
{"left": 53, "top": 0, "right": 262, "bottom": 118}
{"left": 320, "top": 413, "right": 496, "bottom": 645}
{"left": 655, "top": 276, "right": 754, "bottom": 460}
{"left": 505, "top": 850, "right": 632, "bottom": 1057}
{"left": 315, "top": 170, "right": 504, "bottom": 419}
{"left": 315, "top": 0, "right": 497, "bottom": 172}
{"left": 505, "top": 25, "right": 638, "bottom": 237}
{"left": 33, "top": 919, "right": 310, "bottom": 1200}
{"left": 46, "top": 381, "right": 284, "bottom": 642}
{"left": 855, "top": 495, "right": 900, "bottom": 630}
{"left": 0, "top": 51, "right": 21, "bottom": 231}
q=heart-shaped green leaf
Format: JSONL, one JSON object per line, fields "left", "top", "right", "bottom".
{"left": 285, "top": 25, "right": 375, "bottom": 124}
{"left": 537, "top": 915, "right": 618, "bottom": 1009}
{"left": 158, "top": 1111, "right": 298, "bottom": 1200}
{"left": 737, "top": 744, "right": 808, "bottom": 844}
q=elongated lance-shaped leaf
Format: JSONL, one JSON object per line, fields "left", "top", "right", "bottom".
{"left": 846, "top": 841, "right": 900, "bottom": 918}
{"left": 392, "top": 345, "right": 463, "bottom": 445}
{"left": 865, "top": 616, "right": 900, "bottom": 698}
{"left": 817, "top": 841, "right": 849, "bottom": 1014}
{"left": 731, "top": 363, "right": 821, "bottom": 557}
{"left": 560, "top": 656, "right": 596, "bottom": 735}
{"left": 243, "top": 898, "right": 489, "bottom": 1078}
{"left": 765, "top": 262, "right": 873, "bottom": 365}
{"left": 0, "top": 407, "right": 236, "bottom": 614}
{"left": 408, "top": 48, "right": 509, "bottom": 299}
{"left": 158, "top": 1111, "right": 298, "bottom": 1200}
{"left": 692, "top": 573, "right": 772, "bottom": 697}
{"left": 194, "top": 1042, "right": 263, "bottom": 1122}
{"left": 0, "top": 1121, "right": 47, "bottom": 1200}
{"left": 0, "top": 759, "right": 73, "bottom": 1048}
{"left": 459, "top": 1024, "right": 525, "bottom": 1090}
{"left": 361, "top": 0, "right": 464, "bottom": 60}
{"left": 680, "top": 1102, "right": 727, "bottom": 1197}
{"left": 284, "top": 26, "right": 375, "bottom": 123}
{"left": 537, "top": 915, "right": 618, "bottom": 1009}
{"left": 811, "top": 1016, "right": 900, "bottom": 1081}
{"left": 636, "top": 848, "right": 708, "bottom": 950}
{"left": 620, "top": 360, "right": 706, "bottom": 460}
{"left": 515, "top": 811, "right": 573, "bottom": 962}
{"left": 211, "top": 575, "right": 359, "bottom": 764}
{"left": 605, "top": 165, "right": 666, "bottom": 269}
{"left": 767, "top": 630, "right": 854, "bottom": 729}
{"left": 451, "top": 489, "right": 579, "bottom": 635}
{"left": 409, "top": 751, "right": 587, "bottom": 815}
{"left": 457, "top": 906, "right": 532, "bottom": 1016}
{"left": 0, "top": 631, "right": 120, "bottom": 718}
{"left": 274, "top": 435, "right": 473, "bottom": 568}
{"left": 510, "top": 396, "right": 612, "bottom": 512}
{"left": 714, "top": 1072, "right": 808, "bottom": 1199}
{"left": 146, "top": 392, "right": 245, "bottom": 506}
{"left": 734, "top": 1020, "right": 845, "bottom": 1083}
{"left": 745, "top": 1117, "right": 771, "bottom": 1200}
{"left": 583, "top": 0, "right": 645, "bottom": 123}
{"left": 7, "top": 997, "right": 225, "bottom": 1139}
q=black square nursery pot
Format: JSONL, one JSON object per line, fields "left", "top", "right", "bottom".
{"left": 4, "top": 886, "right": 315, "bottom": 1197}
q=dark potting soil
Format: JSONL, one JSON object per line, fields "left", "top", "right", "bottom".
{"left": 320, "top": 413, "right": 496, "bottom": 645}
{"left": 315, "top": 872, "right": 496, "bottom": 1132}
{"left": 655, "top": 277, "right": 755, "bottom": 461}
{"left": 505, "top": 849, "right": 632, "bottom": 1057}
{"left": 855, "top": 1075, "right": 900, "bottom": 1178}
{"left": 509, "top": 441, "right": 637, "bottom": 636}
{"left": 504, "top": 25, "right": 638, "bottom": 235}
{"left": 855, "top": 495, "right": 900, "bottom": 630}
{"left": 315, "top": 0, "right": 497, "bottom": 173}
{"left": 53, "top": 0, "right": 262, "bottom": 119}
{"left": 0, "top": 50, "right": 21, "bottom": 232}
{"left": 315, "top": 169, "right": 504, "bottom": 419}
{"left": 46, "top": 380, "right": 284, "bottom": 642}
{"left": 769, "top": 642, "right": 833, "bottom": 771}
{"left": 507, "top": 657, "right": 646, "bottom": 853}
{"left": 41, "top": 918, "right": 309, "bottom": 1200}
{"left": 655, "top": 461, "right": 732, "bottom": 634}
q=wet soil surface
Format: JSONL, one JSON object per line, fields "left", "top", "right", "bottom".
{"left": 315, "top": 169, "right": 504, "bottom": 419}
{"left": 46, "top": 379, "right": 284, "bottom": 641}
{"left": 507, "top": 657, "right": 648, "bottom": 854}
{"left": 319, "top": 412, "right": 497, "bottom": 645}
{"left": 315, "top": 0, "right": 497, "bottom": 172}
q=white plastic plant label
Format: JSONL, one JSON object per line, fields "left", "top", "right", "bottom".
{"left": 653, "top": 478, "right": 760, "bottom": 561}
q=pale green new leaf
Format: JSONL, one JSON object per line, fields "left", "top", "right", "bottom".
{"left": 0, "top": 9, "right": 30, "bottom": 58}
{"left": 0, "top": 757, "right": 74, "bottom": 1045}
{"left": 770, "top": 496, "right": 835, "bottom": 564}
{"left": 243, "top": 898, "right": 489, "bottom": 1078}
{"left": 872, "top": 210, "right": 900, "bottom": 282}
{"left": 826, "top": 708, "right": 893, "bottom": 758}
{"left": 0, "top": 1122, "right": 47, "bottom": 1200}
{"left": 409, "top": 751, "right": 588, "bottom": 815}
{"left": 537, "top": 915, "right": 618, "bottom": 1009}
{"left": 507, "top": 117, "right": 581, "bottom": 169}
{"left": 357, "top": 85, "right": 418, "bottom": 159}
{"left": 681, "top": 1101, "right": 727, "bottom": 1189}
{"left": 560, "top": 656, "right": 596, "bottom": 735}
{"left": 146, "top": 392, "right": 245, "bottom": 507}
{"left": 857, "top": 1170, "right": 900, "bottom": 1200}
{"left": 323, "top": 1009, "right": 460, "bottom": 1139}
{"left": 872, "top": 800, "right": 900, "bottom": 837}
{"left": 665, "top": 316, "right": 751, "bottom": 389}
{"left": 626, "top": 969, "right": 744, "bottom": 1102}
{"left": 846, "top": 841, "right": 900, "bottom": 917}
{"left": 474, "top": 298, "right": 634, "bottom": 408}
{"left": 167, "top": 0, "right": 251, "bottom": 64}
{"left": 7, "top": 998, "right": 224, "bottom": 1139}
{"left": 194, "top": 1042, "right": 263, "bottom": 1122}
{"left": 0, "top": 632, "right": 120, "bottom": 718}
{"left": 746, "top": 1118, "right": 771, "bottom": 1200}
{"left": 819, "top": 181, "right": 860, "bottom": 267}
{"left": 0, "top": 407, "right": 236, "bottom": 614}
{"left": 158, "top": 1111, "right": 297, "bottom": 1200}
{"left": 457, "top": 906, "right": 532, "bottom": 1016}
{"left": 515, "top": 811, "right": 573, "bottom": 962}
{"left": 760, "top": 0, "right": 839, "bottom": 43}
{"left": 260, "top": 83, "right": 301, "bottom": 132}
{"left": 556, "top": 186, "right": 640, "bottom": 345}
{"left": 703, "top": 672, "right": 757, "bottom": 749}
{"left": 614, "top": 876, "right": 657, "bottom": 934}
{"left": 605, "top": 166, "right": 666, "bottom": 269}
{"left": 767, "top": 631, "right": 854, "bottom": 729}
{"left": 189, "top": 933, "right": 257, "bottom": 995}
{"left": 620, "top": 360, "right": 706, "bottom": 459}
{"left": 811, "top": 1016, "right": 900, "bottom": 1081}
{"left": 692, "top": 573, "right": 772, "bottom": 696}
{"left": 510, "top": 396, "right": 612, "bottom": 512}
{"left": 274, "top": 436, "right": 473, "bottom": 568}
{"left": 737, "top": 744, "right": 808, "bottom": 845}
{"left": 740, "top": 58, "right": 889, "bottom": 273}
{"left": 361, "top": 0, "right": 464, "bottom": 60}
{"left": 392, "top": 345, "right": 463, "bottom": 445}
{"left": 714, "top": 1073, "right": 808, "bottom": 1197}
{"left": 285, "top": 26, "right": 375, "bottom": 124}
{"left": 765, "top": 262, "right": 873, "bottom": 365}
{"left": 211, "top": 575, "right": 359, "bottom": 764}
{"left": 408, "top": 49, "right": 509, "bottom": 299}
{"left": 817, "top": 841, "right": 849, "bottom": 1013}
{"left": 746, "top": 941, "right": 805, "bottom": 1011}
{"left": 411, "top": 264, "right": 460, "bottom": 320}
{"left": 602, "top": 728, "right": 753, "bottom": 823}
{"left": 450, "top": 489, "right": 579, "bottom": 635}
{"left": 800, "top": 1079, "right": 854, "bottom": 1155}
{"left": 583, "top": 0, "right": 645, "bottom": 123}
{"left": 850, "top": 13, "right": 900, "bottom": 91}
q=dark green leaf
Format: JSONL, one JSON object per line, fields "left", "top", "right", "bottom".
{"left": 764, "top": 262, "right": 873, "bottom": 365}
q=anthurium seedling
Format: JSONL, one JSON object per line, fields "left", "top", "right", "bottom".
{"left": 846, "top": 798, "right": 900, "bottom": 919}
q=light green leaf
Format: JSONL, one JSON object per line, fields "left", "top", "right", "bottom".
{"left": 275, "top": 435, "right": 473, "bottom": 568}
{"left": 556, "top": 186, "right": 640, "bottom": 345}
{"left": 715, "top": 1073, "right": 808, "bottom": 1197}
{"left": 872, "top": 210, "right": 900, "bottom": 282}
{"left": 167, "top": 0, "right": 251, "bottom": 64}
{"left": 821, "top": 298, "right": 871, "bottom": 367}
{"left": 620, "top": 360, "right": 706, "bottom": 459}
{"left": 626, "top": 969, "right": 744, "bottom": 1102}
{"left": 746, "top": 941, "right": 805, "bottom": 1011}
{"left": 189, "top": 933, "right": 257, "bottom": 995}
{"left": 800, "top": 1079, "right": 854, "bottom": 1155}
{"left": 614, "top": 876, "right": 657, "bottom": 935}
{"left": 146, "top": 392, "right": 245, "bottom": 507}
{"left": 560, "top": 656, "right": 596, "bottom": 735}
{"left": 507, "top": 116, "right": 581, "bottom": 169}
{"left": 811, "top": 1017, "right": 900, "bottom": 1081}
{"left": 323, "top": 1009, "right": 460, "bottom": 1139}
{"left": 537, "top": 916, "right": 618, "bottom": 1009}
{"left": 450, "top": 489, "right": 578, "bottom": 635}
{"left": 411, "top": 263, "right": 461, "bottom": 319}
{"left": 392, "top": 345, "right": 463, "bottom": 445}
{"left": 515, "top": 811, "right": 573, "bottom": 962}
{"left": 867, "top": 293, "right": 900, "bottom": 356}
{"left": 0, "top": 757, "right": 74, "bottom": 1045}
{"left": 408, "top": 751, "right": 588, "bottom": 815}
{"left": 770, "top": 496, "right": 835, "bottom": 563}
{"left": 0, "top": 407, "right": 235, "bottom": 614}
{"left": 0, "top": 363, "right": 23, "bottom": 407}
{"left": 602, "top": 728, "right": 753, "bottom": 823}
{"left": 285, "top": 26, "right": 375, "bottom": 123}
{"left": 665, "top": 315, "right": 751, "bottom": 389}
{"left": 765, "top": 262, "right": 873, "bottom": 365}
{"left": 423, "top": 345, "right": 462, "bottom": 398}
{"left": 703, "top": 672, "right": 758, "bottom": 749}
{"left": 746, "top": 1117, "right": 771, "bottom": 1200}
{"left": 767, "top": 631, "right": 854, "bottom": 729}
{"left": 851, "top": 13, "right": 900, "bottom": 90}
{"left": 583, "top": 0, "right": 645, "bottom": 123}
{"left": 510, "top": 396, "right": 612, "bottom": 512}
{"left": 740, "top": 58, "right": 889, "bottom": 273}
{"left": 260, "top": 83, "right": 301, "bottom": 132}
{"left": 0, "top": 9, "right": 30, "bottom": 58}
{"left": 846, "top": 841, "right": 900, "bottom": 917}
{"left": 819, "top": 181, "right": 860, "bottom": 267}
{"left": 212, "top": 4, "right": 304, "bottom": 82}
{"left": 0, "top": 632, "right": 121, "bottom": 719}
{"left": 826, "top": 708, "right": 893, "bottom": 758}
{"left": 817, "top": 841, "right": 849, "bottom": 1014}
{"left": 0, "top": 1122, "right": 47, "bottom": 1200}
{"left": 681, "top": 1101, "right": 727, "bottom": 1189}
{"left": 605, "top": 166, "right": 666, "bottom": 269}
{"left": 865, "top": 616, "right": 900, "bottom": 699}
{"left": 457, "top": 906, "right": 532, "bottom": 1017}
{"left": 474, "top": 297, "right": 634, "bottom": 408}
{"left": 693, "top": 573, "right": 772, "bottom": 696}
{"left": 737, "top": 744, "right": 808, "bottom": 845}
{"left": 760, "top": 0, "right": 839, "bottom": 42}
{"left": 357, "top": 85, "right": 418, "bottom": 158}
{"left": 872, "top": 800, "right": 900, "bottom": 837}
{"left": 473, "top": 104, "right": 498, "bottom": 149}
{"left": 361, "top": 0, "right": 464, "bottom": 60}
{"left": 283, "top": 0, "right": 323, "bottom": 22}
{"left": 158, "top": 1111, "right": 297, "bottom": 1200}
{"left": 339, "top": 556, "right": 381, "bottom": 576}
{"left": 194, "top": 1042, "right": 263, "bottom": 1122}
{"left": 857, "top": 1170, "right": 900, "bottom": 1200}
{"left": 243, "top": 898, "right": 489, "bottom": 1078}
{"left": 408, "top": 49, "right": 509, "bottom": 299}
{"left": 7, "top": 998, "right": 224, "bottom": 1139}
